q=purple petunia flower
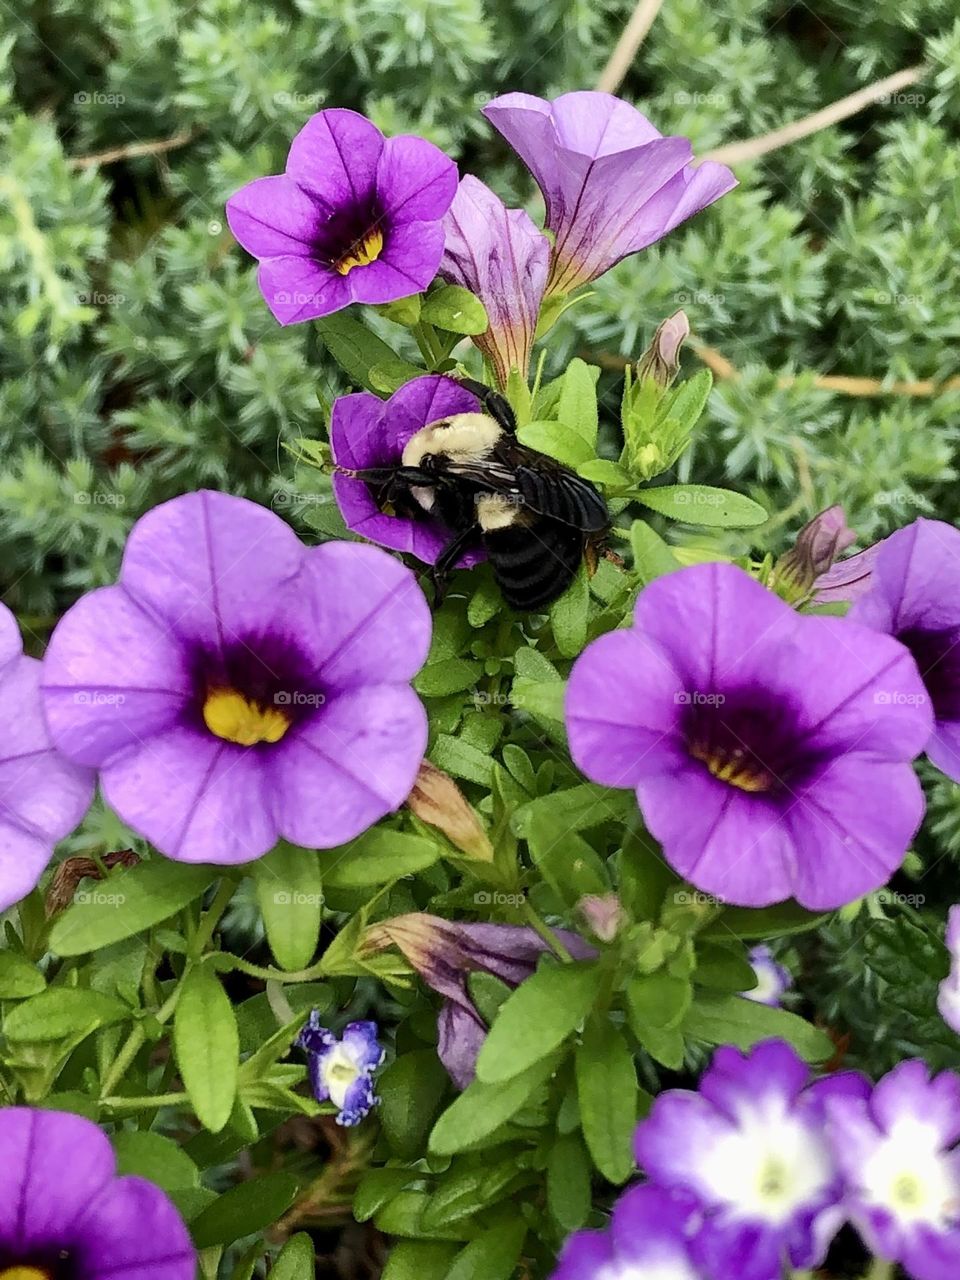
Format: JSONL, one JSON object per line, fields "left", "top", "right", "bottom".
{"left": 363, "top": 913, "right": 593, "bottom": 1088}
{"left": 439, "top": 175, "right": 551, "bottom": 387}
{"left": 331, "top": 374, "right": 486, "bottom": 567}
{"left": 0, "top": 1107, "right": 194, "bottom": 1279}
{"left": 565, "top": 562, "right": 932, "bottom": 910}
{"left": 851, "top": 518, "right": 960, "bottom": 781}
{"left": 938, "top": 905, "right": 960, "bottom": 1036}
{"left": 482, "top": 91, "right": 737, "bottom": 296}
{"left": 826, "top": 1059, "right": 960, "bottom": 1280}
{"left": 550, "top": 1184, "right": 706, "bottom": 1280}
{"left": 0, "top": 603, "right": 94, "bottom": 913}
{"left": 226, "top": 109, "right": 458, "bottom": 324}
{"left": 298, "top": 1012, "right": 384, "bottom": 1126}
{"left": 41, "top": 491, "right": 431, "bottom": 864}
{"left": 744, "top": 945, "right": 792, "bottom": 1008}
{"left": 635, "top": 1040, "right": 871, "bottom": 1280}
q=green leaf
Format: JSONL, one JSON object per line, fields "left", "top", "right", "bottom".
{"left": 252, "top": 842, "right": 323, "bottom": 971}
{"left": 322, "top": 829, "right": 439, "bottom": 889}
{"left": 517, "top": 420, "right": 594, "bottom": 468}
{"left": 617, "top": 818, "right": 678, "bottom": 920}
{"left": 704, "top": 902, "right": 827, "bottom": 939}
{"left": 682, "top": 993, "right": 833, "bottom": 1060}
{"left": 626, "top": 972, "right": 692, "bottom": 1032}
{"left": 549, "top": 561, "right": 589, "bottom": 657}
{"left": 375, "top": 1191, "right": 476, "bottom": 1241}
{"left": 429, "top": 1052, "right": 561, "bottom": 1155}
{"left": 49, "top": 860, "right": 214, "bottom": 957}
{"left": 514, "top": 783, "right": 633, "bottom": 839}
{"left": 415, "top": 657, "right": 483, "bottom": 697}
{"left": 577, "top": 458, "right": 631, "bottom": 489}
{"left": 0, "top": 950, "right": 46, "bottom": 998}
{"left": 557, "top": 358, "right": 599, "bottom": 446}
{"left": 430, "top": 735, "right": 495, "bottom": 786}
{"left": 444, "top": 1221, "right": 526, "bottom": 1280}
{"left": 354, "top": 1167, "right": 418, "bottom": 1222}
{"left": 510, "top": 677, "right": 566, "bottom": 725}
{"left": 629, "top": 519, "right": 681, "bottom": 586}
{"left": 190, "top": 1171, "right": 301, "bottom": 1248}
{"left": 631, "top": 1019, "right": 685, "bottom": 1070}
{"left": 381, "top": 1243, "right": 461, "bottom": 1280}
{"left": 4, "top": 987, "right": 130, "bottom": 1042}
{"left": 476, "top": 961, "right": 603, "bottom": 1083}
{"left": 379, "top": 1049, "right": 450, "bottom": 1159}
{"left": 113, "top": 1130, "right": 200, "bottom": 1191}
{"left": 315, "top": 313, "right": 421, "bottom": 396}
{"left": 547, "top": 1132, "right": 592, "bottom": 1230}
{"left": 269, "top": 1233, "right": 316, "bottom": 1280}
{"left": 525, "top": 818, "right": 609, "bottom": 910}
{"left": 662, "top": 369, "right": 712, "bottom": 434}
{"left": 633, "top": 485, "right": 767, "bottom": 528}
{"left": 575, "top": 1016, "right": 637, "bottom": 1184}
{"left": 174, "top": 964, "right": 239, "bottom": 1132}
{"left": 420, "top": 285, "right": 488, "bottom": 335}
{"left": 694, "top": 942, "right": 758, "bottom": 993}
{"left": 421, "top": 1159, "right": 528, "bottom": 1231}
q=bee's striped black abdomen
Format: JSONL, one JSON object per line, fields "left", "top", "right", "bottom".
{"left": 483, "top": 518, "right": 586, "bottom": 610}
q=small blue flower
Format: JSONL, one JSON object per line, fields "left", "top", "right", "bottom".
{"left": 744, "top": 945, "right": 792, "bottom": 1008}
{"left": 297, "top": 1012, "right": 384, "bottom": 1126}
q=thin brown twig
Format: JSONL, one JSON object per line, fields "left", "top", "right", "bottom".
{"left": 703, "top": 64, "right": 926, "bottom": 166}
{"left": 596, "top": 0, "right": 667, "bottom": 94}
{"left": 69, "top": 127, "right": 196, "bottom": 169}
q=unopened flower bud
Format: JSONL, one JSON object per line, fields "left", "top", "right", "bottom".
{"left": 636, "top": 310, "right": 690, "bottom": 388}
{"left": 405, "top": 760, "right": 494, "bottom": 861}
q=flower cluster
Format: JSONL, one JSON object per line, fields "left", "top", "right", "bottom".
{"left": 555, "top": 1040, "right": 960, "bottom": 1280}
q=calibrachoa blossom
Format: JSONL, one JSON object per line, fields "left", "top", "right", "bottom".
{"left": 482, "top": 91, "right": 737, "bottom": 295}
{"left": 363, "top": 913, "right": 594, "bottom": 1087}
{"left": 635, "top": 1040, "right": 870, "bottom": 1280}
{"left": 851, "top": 517, "right": 960, "bottom": 782}
{"left": 551, "top": 1184, "right": 706, "bottom": 1280}
{"left": 744, "top": 945, "right": 792, "bottom": 1007}
{"left": 566, "top": 562, "right": 932, "bottom": 910}
{"left": 0, "top": 603, "right": 93, "bottom": 913}
{"left": 439, "top": 174, "right": 550, "bottom": 387}
{"left": 826, "top": 1059, "right": 960, "bottom": 1280}
{"left": 331, "top": 374, "right": 485, "bottom": 566}
{"left": 41, "top": 491, "right": 431, "bottom": 864}
{"left": 298, "top": 1012, "right": 384, "bottom": 1126}
{"left": 938, "top": 905, "right": 960, "bottom": 1035}
{"left": 226, "top": 108, "right": 457, "bottom": 324}
{"left": 0, "top": 1107, "right": 194, "bottom": 1278}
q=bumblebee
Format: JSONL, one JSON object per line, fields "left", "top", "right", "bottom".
{"left": 346, "top": 379, "right": 609, "bottom": 610}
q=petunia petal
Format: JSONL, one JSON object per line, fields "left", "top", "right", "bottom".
{"left": 285, "top": 108, "right": 384, "bottom": 209}
{"left": 346, "top": 220, "right": 446, "bottom": 303}
{"left": 376, "top": 134, "right": 458, "bottom": 226}
{"left": 225, "top": 174, "right": 322, "bottom": 260}
{"left": 0, "top": 601, "right": 22, "bottom": 672}
{"left": 74, "top": 1174, "right": 195, "bottom": 1280}
{"left": 256, "top": 254, "right": 352, "bottom": 324}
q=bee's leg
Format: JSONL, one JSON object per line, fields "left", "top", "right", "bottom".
{"left": 430, "top": 524, "right": 480, "bottom": 606}
{"left": 338, "top": 465, "right": 437, "bottom": 487}
{"left": 457, "top": 377, "right": 517, "bottom": 435}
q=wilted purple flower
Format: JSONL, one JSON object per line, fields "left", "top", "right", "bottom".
{"left": 483, "top": 91, "right": 736, "bottom": 295}
{"left": 0, "top": 1107, "right": 194, "bottom": 1279}
{"left": 226, "top": 109, "right": 457, "bottom": 324}
{"left": 363, "top": 913, "right": 593, "bottom": 1088}
{"left": 41, "top": 491, "right": 431, "bottom": 864}
{"left": 298, "top": 1012, "right": 384, "bottom": 1126}
{"left": 774, "top": 506, "right": 856, "bottom": 601}
{"left": 813, "top": 541, "right": 882, "bottom": 604}
{"left": 744, "top": 945, "right": 792, "bottom": 1008}
{"left": 826, "top": 1059, "right": 960, "bottom": 1280}
{"left": 566, "top": 562, "right": 931, "bottom": 909}
{"left": 851, "top": 518, "right": 960, "bottom": 781}
{"left": 550, "top": 1184, "right": 705, "bottom": 1280}
{"left": 635, "top": 1040, "right": 871, "bottom": 1280}
{"left": 937, "top": 905, "right": 960, "bottom": 1035}
{"left": 331, "top": 374, "right": 485, "bottom": 567}
{"left": 0, "top": 604, "right": 93, "bottom": 913}
{"left": 439, "top": 175, "right": 550, "bottom": 387}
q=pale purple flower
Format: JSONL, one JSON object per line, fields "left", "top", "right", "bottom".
{"left": 813, "top": 542, "right": 882, "bottom": 604}
{"left": 298, "top": 1012, "right": 384, "bottom": 1126}
{"left": 483, "top": 91, "right": 736, "bottom": 295}
{"left": 0, "top": 1107, "right": 194, "bottom": 1279}
{"left": 0, "top": 603, "right": 94, "bottom": 913}
{"left": 331, "top": 374, "right": 485, "bottom": 567}
{"left": 41, "top": 491, "right": 431, "bottom": 864}
{"left": 439, "top": 175, "right": 550, "bottom": 386}
{"left": 775, "top": 505, "right": 857, "bottom": 600}
{"left": 937, "top": 905, "right": 960, "bottom": 1036}
{"left": 550, "top": 1184, "right": 706, "bottom": 1280}
{"left": 226, "top": 109, "right": 457, "bottom": 324}
{"left": 851, "top": 518, "right": 960, "bottom": 781}
{"left": 565, "top": 562, "right": 931, "bottom": 909}
{"left": 826, "top": 1059, "right": 960, "bottom": 1280}
{"left": 635, "top": 1040, "right": 870, "bottom": 1280}
{"left": 744, "top": 945, "right": 792, "bottom": 1007}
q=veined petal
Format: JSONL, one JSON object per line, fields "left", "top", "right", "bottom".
{"left": 225, "top": 174, "right": 322, "bottom": 259}
{"left": 285, "top": 108, "right": 384, "bottom": 209}
{"left": 376, "top": 134, "right": 458, "bottom": 225}
{"left": 257, "top": 254, "right": 352, "bottom": 323}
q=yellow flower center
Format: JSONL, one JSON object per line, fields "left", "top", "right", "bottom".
{"left": 202, "top": 688, "right": 291, "bottom": 747}
{"left": 334, "top": 227, "right": 383, "bottom": 275}
{"left": 690, "top": 742, "right": 773, "bottom": 792}
{"left": 1, "top": 1269, "right": 52, "bottom": 1280}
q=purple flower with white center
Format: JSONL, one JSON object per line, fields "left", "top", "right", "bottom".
{"left": 225, "top": 109, "right": 458, "bottom": 325}
{"left": 439, "top": 175, "right": 550, "bottom": 387}
{"left": 331, "top": 374, "right": 485, "bottom": 567}
{"left": 41, "top": 491, "right": 431, "bottom": 865}
{"left": 938, "top": 905, "right": 960, "bottom": 1036}
{"left": 826, "top": 1059, "right": 960, "bottom": 1280}
{"left": 298, "top": 1012, "right": 384, "bottom": 1126}
{"left": 0, "top": 604, "right": 94, "bottom": 914}
{"left": 550, "top": 1184, "right": 706, "bottom": 1280}
{"left": 635, "top": 1040, "right": 871, "bottom": 1280}
{"left": 744, "top": 945, "right": 792, "bottom": 1008}
{"left": 851, "top": 518, "right": 960, "bottom": 781}
{"left": 363, "top": 913, "right": 594, "bottom": 1088}
{"left": 0, "top": 1107, "right": 194, "bottom": 1279}
{"left": 482, "top": 91, "right": 737, "bottom": 296}
{"left": 566, "top": 562, "right": 932, "bottom": 910}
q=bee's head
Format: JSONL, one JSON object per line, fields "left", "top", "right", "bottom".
{"left": 401, "top": 413, "right": 503, "bottom": 468}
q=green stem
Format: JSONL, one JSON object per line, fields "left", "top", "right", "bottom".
{"left": 98, "top": 979, "right": 185, "bottom": 1098}
{"left": 522, "top": 901, "right": 573, "bottom": 961}
{"left": 190, "top": 876, "right": 237, "bottom": 957}
{"left": 100, "top": 1091, "right": 190, "bottom": 1112}
{"left": 219, "top": 953, "right": 328, "bottom": 984}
